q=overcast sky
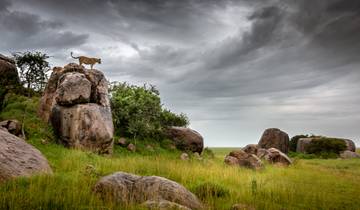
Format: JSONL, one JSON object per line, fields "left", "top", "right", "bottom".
{"left": 1, "top": 0, "right": 359, "bottom": 147}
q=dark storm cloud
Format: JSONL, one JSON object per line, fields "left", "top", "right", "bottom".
{"left": 0, "top": 0, "right": 88, "bottom": 51}
{"left": 1, "top": 0, "right": 359, "bottom": 145}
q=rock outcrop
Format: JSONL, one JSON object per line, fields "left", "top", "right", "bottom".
{"left": 258, "top": 128, "right": 290, "bottom": 153}
{"left": 340, "top": 151, "right": 360, "bottom": 159}
{"left": 165, "top": 126, "right": 204, "bottom": 153}
{"left": 0, "top": 54, "right": 19, "bottom": 90}
{"left": 296, "top": 137, "right": 356, "bottom": 153}
{"left": 94, "top": 172, "right": 202, "bottom": 210}
{"left": 39, "top": 63, "right": 114, "bottom": 154}
{"left": 224, "top": 150, "right": 263, "bottom": 170}
{"left": 0, "top": 129, "right": 52, "bottom": 182}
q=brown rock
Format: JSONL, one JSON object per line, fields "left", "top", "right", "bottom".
{"left": 231, "top": 203, "right": 256, "bottom": 210}
{"left": 180, "top": 153, "right": 189, "bottom": 160}
{"left": 56, "top": 72, "right": 91, "bottom": 106}
{"left": 0, "top": 119, "right": 22, "bottom": 137}
{"left": 225, "top": 150, "right": 263, "bottom": 170}
{"left": 340, "top": 150, "right": 360, "bottom": 159}
{"left": 127, "top": 143, "right": 136, "bottom": 152}
{"left": 93, "top": 172, "right": 202, "bottom": 210}
{"left": 117, "top": 137, "right": 127, "bottom": 147}
{"left": 243, "top": 144, "right": 258, "bottom": 155}
{"left": 165, "top": 126, "right": 204, "bottom": 153}
{"left": 0, "top": 130, "right": 52, "bottom": 182}
{"left": 264, "top": 148, "right": 292, "bottom": 166}
{"left": 258, "top": 128, "right": 290, "bottom": 153}
{"left": 51, "top": 104, "right": 114, "bottom": 154}
{"left": 256, "top": 148, "right": 268, "bottom": 159}
{"left": 224, "top": 155, "right": 239, "bottom": 165}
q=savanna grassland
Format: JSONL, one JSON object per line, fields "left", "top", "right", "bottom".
{"left": 1, "top": 95, "right": 360, "bottom": 210}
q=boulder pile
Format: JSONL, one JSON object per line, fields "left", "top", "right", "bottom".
{"left": 38, "top": 63, "right": 114, "bottom": 154}
{"left": 225, "top": 128, "right": 293, "bottom": 169}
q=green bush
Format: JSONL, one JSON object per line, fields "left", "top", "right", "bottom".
{"left": 0, "top": 93, "right": 54, "bottom": 142}
{"left": 110, "top": 82, "right": 188, "bottom": 140}
{"left": 306, "top": 138, "right": 347, "bottom": 156}
{"left": 290, "top": 135, "right": 309, "bottom": 152}
{"left": 192, "top": 182, "right": 230, "bottom": 200}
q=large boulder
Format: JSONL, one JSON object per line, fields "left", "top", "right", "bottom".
{"left": 262, "top": 148, "right": 292, "bottom": 166}
{"left": 296, "top": 138, "right": 312, "bottom": 153}
{"left": 0, "top": 54, "right": 19, "bottom": 90}
{"left": 296, "top": 137, "right": 356, "bottom": 153}
{"left": 224, "top": 150, "right": 263, "bottom": 170}
{"left": 165, "top": 126, "right": 204, "bottom": 153}
{"left": 0, "top": 54, "right": 20, "bottom": 109}
{"left": 340, "top": 151, "right": 360, "bottom": 159}
{"left": 51, "top": 104, "right": 113, "bottom": 154}
{"left": 0, "top": 129, "right": 52, "bottom": 182}
{"left": 39, "top": 63, "right": 114, "bottom": 154}
{"left": 258, "top": 128, "right": 290, "bottom": 153}
{"left": 55, "top": 72, "right": 91, "bottom": 106}
{"left": 93, "top": 172, "right": 202, "bottom": 210}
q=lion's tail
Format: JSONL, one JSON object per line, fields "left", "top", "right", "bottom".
{"left": 70, "top": 52, "right": 79, "bottom": 59}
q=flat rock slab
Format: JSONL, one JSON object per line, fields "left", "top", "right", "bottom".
{"left": 0, "top": 130, "right": 52, "bottom": 182}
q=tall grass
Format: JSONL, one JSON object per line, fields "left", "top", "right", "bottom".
{"left": 1, "top": 95, "right": 360, "bottom": 210}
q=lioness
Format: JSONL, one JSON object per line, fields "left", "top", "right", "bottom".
{"left": 71, "top": 52, "right": 101, "bottom": 69}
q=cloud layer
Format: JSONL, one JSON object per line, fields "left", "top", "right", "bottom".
{"left": 1, "top": 0, "right": 359, "bottom": 146}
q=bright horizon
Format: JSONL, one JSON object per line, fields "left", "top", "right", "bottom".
{"left": 1, "top": 0, "right": 359, "bottom": 147}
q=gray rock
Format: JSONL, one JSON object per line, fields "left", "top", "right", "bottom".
{"left": 56, "top": 72, "right": 91, "bottom": 106}
{"left": 0, "top": 130, "right": 52, "bottom": 182}
{"left": 93, "top": 172, "right": 202, "bottom": 210}
{"left": 51, "top": 103, "right": 114, "bottom": 154}
{"left": 165, "top": 127, "right": 204, "bottom": 153}
{"left": 296, "top": 138, "right": 313, "bottom": 153}
{"left": 117, "top": 137, "right": 127, "bottom": 147}
{"left": 340, "top": 150, "right": 360, "bottom": 159}
{"left": 258, "top": 128, "right": 290, "bottom": 153}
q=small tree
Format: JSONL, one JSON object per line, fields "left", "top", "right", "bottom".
{"left": 12, "top": 51, "right": 50, "bottom": 94}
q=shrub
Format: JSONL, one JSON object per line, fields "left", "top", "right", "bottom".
{"left": 12, "top": 51, "right": 51, "bottom": 94}
{"left": 192, "top": 182, "right": 230, "bottom": 200}
{"left": 306, "top": 138, "right": 347, "bottom": 156}
{"left": 110, "top": 82, "right": 188, "bottom": 140}
{"left": 202, "top": 147, "right": 215, "bottom": 159}
{"left": 290, "top": 135, "right": 309, "bottom": 152}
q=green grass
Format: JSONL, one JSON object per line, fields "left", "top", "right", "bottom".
{"left": 1, "top": 95, "right": 360, "bottom": 210}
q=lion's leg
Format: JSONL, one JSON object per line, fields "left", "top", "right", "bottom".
{"left": 91, "top": 64, "right": 93, "bottom": 69}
